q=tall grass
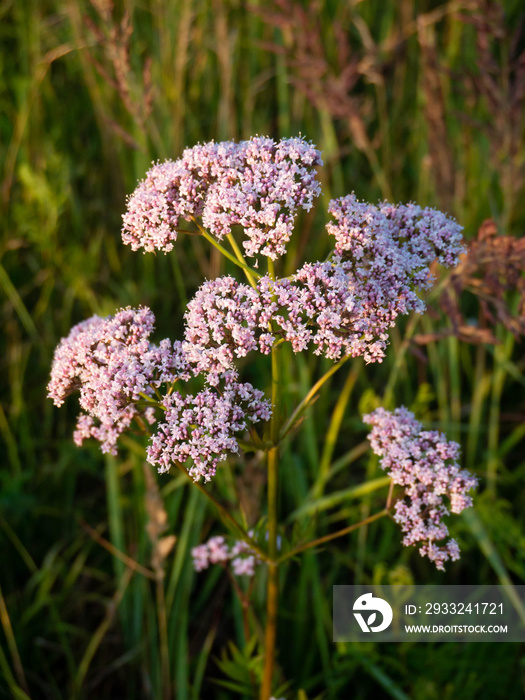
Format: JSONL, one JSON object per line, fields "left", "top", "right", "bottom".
{"left": 2, "top": 0, "right": 525, "bottom": 697}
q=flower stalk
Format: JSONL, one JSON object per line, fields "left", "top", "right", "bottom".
{"left": 279, "top": 355, "right": 349, "bottom": 441}
{"left": 276, "top": 509, "right": 389, "bottom": 564}
{"left": 261, "top": 334, "right": 282, "bottom": 700}
{"left": 192, "top": 217, "right": 261, "bottom": 282}
{"left": 174, "top": 461, "right": 270, "bottom": 563}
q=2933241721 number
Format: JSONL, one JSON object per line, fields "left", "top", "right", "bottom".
{"left": 425, "top": 602, "right": 504, "bottom": 615}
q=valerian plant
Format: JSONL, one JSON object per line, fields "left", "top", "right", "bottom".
{"left": 48, "top": 135, "right": 477, "bottom": 699}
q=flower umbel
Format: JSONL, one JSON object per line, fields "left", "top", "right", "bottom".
{"left": 147, "top": 371, "right": 271, "bottom": 482}
{"left": 192, "top": 535, "right": 260, "bottom": 577}
{"left": 181, "top": 193, "right": 465, "bottom": 371}
{"left": 47, "top": 307, "right": 165, "bottom": 454}
{"left": 122, "top": 135, "right": 323, "bottom": 259}
{"left": 48, "top": 307, "right": 271, "bottom": 477}
{"left": 363, "top": 407, "right": 477, "bottom": 570}
{"left": 183, "top": 276, "right": 274, "bottom": 383}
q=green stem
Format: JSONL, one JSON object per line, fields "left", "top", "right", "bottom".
{"left": 173, "top": 462, "right": 270, "bottom": 562}
{"left": 227, "top": 233, "right": 258, "bottom": 288}
{"left": 175, "top": 227, "right": 201, "bottom": 236}
{"left": 0, "top": 583, "right": 29, "bottom": 695}
{"left": 386, "top": 480, "right": 395, "bottom": 510}
{"left": 156, "top": 576, "right": 171, "bottom": 700}
{"left": 137, "top": 392, "right": 165, "bottom": 410}
{"left": 313, "top": 363, "right": 360, "bottom": 497}
{"left": 238, "top": 438, "right": 272, "bottom": 453}
{"left": 276, "top": 509, "right": 389, "bottom": 564}
{"left": 191, "top": 217, "right": 261, "bottom": 280}
{"left": 261, "top": 326, "right": 282, "bottom": 700}
{"left": 279, "top": 355, "right": 350, "bottom": 441}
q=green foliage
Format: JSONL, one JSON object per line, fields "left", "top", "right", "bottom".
{"left": 212, "top": 637, "right": 266, "bottom": 696}
{"left": 2, "top": 0, "right": 525, "bottom": 697}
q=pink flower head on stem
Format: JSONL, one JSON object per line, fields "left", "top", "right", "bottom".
{"left": 47, "top": 307, "right": 190, "bottom": 455}
{"left": 183, "top": 276, "right": 276, "bottom": 383}
{"left": 363, "top": 407, "right": 477, "bottom": 570}
{"left": 181, "top": 193, "right": 465, "bottom": 372}
{"left": 48, "top": 306, "right": 271, "bottom": 481}
{"left": 122, "top": 136, "right": 323, "bottom": 259}
{"left": 147, "top": 371, "right": 271, "bottom": 482}
{"left": 326, "top": 195, "right": 464, "bottom": 275}
{"left": 273, "top": 194, "right": 463, "bottom": 362}
{"left": 191, "top": 534, "right": 260, "bottom": 577}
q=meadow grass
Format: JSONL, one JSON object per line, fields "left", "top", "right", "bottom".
{"left": 2, "top": 0, "right": 525, "bottom": 697}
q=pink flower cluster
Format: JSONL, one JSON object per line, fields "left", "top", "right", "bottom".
{"left": 191, "top": 535, "right": 260, "bottom": 577}
{"left": 47, "top": 307, "right": 176, "bottom": 454}
{"left": 48, "top": 307, "right": 270, "bottom": 478}
{"left": 327, "top": 195, "right": 464, "bottom": 272}
{"left": 147, "top": 371, "right": 271, "bottom": 482}
{"left": 363, "top": 407, "right": 478, "bottom": 570}
{"left": 320, "top": 194, "right": 464, "bottom": 360}
{"left": 122, "top": 136, "right": 322, "bottom": 259}
{"left": 52, "top": 137, "right": 469, "bottom": 505}
{"left": 264, "top": 262, "right": 382, "bottom": 362}
{"left": 182, "top": 195, "right": 464, "bottom": 370}
{"left": 183, "top": 276, "right": 275, "bottom": 381}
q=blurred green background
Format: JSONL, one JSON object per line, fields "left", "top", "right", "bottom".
{"left": 2, "top": 0, "right": 525, "bottom": 697}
